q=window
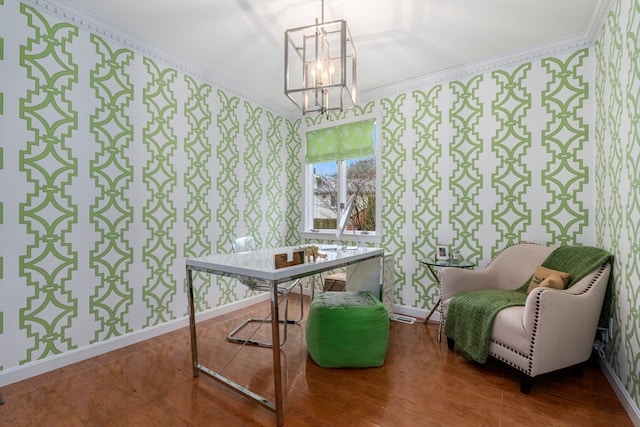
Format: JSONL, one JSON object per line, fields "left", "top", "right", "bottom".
{"left": 303, "top": 118, "right": 380, "bottom": 242}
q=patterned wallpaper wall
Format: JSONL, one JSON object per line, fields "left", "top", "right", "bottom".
{"left": 308, "top": 0, "right": 639, "bottom": 411}
{"left": 0, "top": 0, "right": 4, "bottom": 373}
{"left": 329, "top": 48, "right": 595, "bottom": 314}
{"left": 1, "top": 0, "right": 638, "bottom": 417}
{"left": 0, "top": 1, "right": 296, "bottom": 376}
{"left": 595, "top": 0, "right": 640, "bottom": 411}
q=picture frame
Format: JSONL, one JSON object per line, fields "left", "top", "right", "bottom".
{"left": 435, "top": 243, "right": 450, "bottom": 261}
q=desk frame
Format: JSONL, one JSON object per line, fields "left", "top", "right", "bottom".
{"left": 186, "top": 247, "right": 384, "bottom": 426}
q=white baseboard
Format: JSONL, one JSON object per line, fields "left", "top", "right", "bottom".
{"left": 599, "top": 357, "right": 640, "bottom": 426}
{"left": 0, "top": 294, "right": 269, "bottom": 387}
{"left": 392, "top": 304, "right": 439, "bottom": 322}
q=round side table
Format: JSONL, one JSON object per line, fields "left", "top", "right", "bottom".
{"left": 420, "top": 258, "right": 474, "bottom": 342}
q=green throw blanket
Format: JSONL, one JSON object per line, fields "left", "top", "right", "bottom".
{"left": 443, "top": 245, "right": 613, "bottom": 364}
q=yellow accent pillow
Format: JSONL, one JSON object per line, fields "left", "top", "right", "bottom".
{"left": 526, "top": 266, "right": 570, "bottom": 294}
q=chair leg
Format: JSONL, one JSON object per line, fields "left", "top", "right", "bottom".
{"left": 278, "top": 281, "right": 307, "bottom": 345}
{"left": 447, "top": 337, "right": 455, "bottom": 350}
{"left": 311, "top": 274, "right": 321, "bottom": 301}
{"left": 281, "top": 292, "right": 289, "bottom": 345}
{"left": 570, "top": 362, "right": 585, "bottom": 377}
{"left": 520, "top": 375, "right": 533, "bottom": 394}
{"left": 227, "top": 292, "right": 291, "bottom": 348}
{"left": 227, "top": 317, "right": 275, "bottom": 347}
{"left": 292, "top": 282, "right": 304, "bottom": 324}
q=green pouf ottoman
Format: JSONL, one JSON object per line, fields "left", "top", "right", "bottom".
{"left": 306, "top": 291, "right": 390, "bottom": 368}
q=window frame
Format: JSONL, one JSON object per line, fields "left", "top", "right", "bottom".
{"left": 300, "top": 113, "right": 382, "bottom": 245}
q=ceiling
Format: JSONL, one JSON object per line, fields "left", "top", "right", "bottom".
{"left": 56, "top": 0, "right": 603, "bottom": 114}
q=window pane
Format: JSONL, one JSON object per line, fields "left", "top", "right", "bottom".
{"left": 347, "top": 157, "right": 376, "bottom": 232}
{"left": 313, "top": 162, "right": 338, "bottom": 230}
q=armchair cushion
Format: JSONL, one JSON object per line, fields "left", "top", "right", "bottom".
{"left": 444, "top": 289, "right": 527, "bottom": 363}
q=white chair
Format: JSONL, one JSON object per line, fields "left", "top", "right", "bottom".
{"left": 441, "top": 243, "right": 612, "bottom": 393}
{"left": 227, "top": 236, "right": 304, "bottom": 347}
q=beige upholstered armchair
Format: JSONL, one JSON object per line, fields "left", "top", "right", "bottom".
{"left": 441, "top": 243, "right": 612, "bottom": 393}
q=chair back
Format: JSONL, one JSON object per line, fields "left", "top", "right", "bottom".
{"left": 231, "top": 236, "right": 257, "bottom": 253}
{"left": 487, "top": 243, "right": 553, "bottom": 290}
{"left": 229, "top": 236, "right": 261, "bottom": 288}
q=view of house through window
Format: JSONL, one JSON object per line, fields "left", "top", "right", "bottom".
{"left": 312, "top": 157, "right": 376, "bottom": 232}
{"left": 306, "top": 119, "right": 377, "bottom": 235}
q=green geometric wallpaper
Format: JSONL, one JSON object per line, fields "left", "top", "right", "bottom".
{"left": 183, "top": 75, "right": 213, "bottom": 314}
{"left": 89, "top": 33, "right": 134, "bottom": 342}
{"left": 242, "top": 102, "right": 264, "bottom": 245}
{"left": 449, "top": 77, "right": 483, "bottom": 262}
{"left": 141, "top": 57, "right": 178, "bottom": 328}
{"left": 364, "top": 48, "right": 599, "bottom": 329}
{"left": 622, "top": 0, "right": 640, "bottom": 405}
{"left": 18, "top": 3, "right": 79, "bottom": 363}
{"left": 491, "top": 64, "right": 532, "bottom": 253}
{"left": 595, "top": 0, "right": 640, "bottom": 409}
{"left": 284, "top": 118, "right": 302, "bottom": 246}
{"left": 410, "top": 85, "right": 443, "bottom": 310}
{"left": 0, "top": 0, "right": 293, "bottom": 377}
{"left": 215, "top": 89, "right": 241, "bottom": 306}
{"left": 1, "top": 0, "right": 640, "bottom": 418}
{"left": 0, "top": 0, "right": 4, "bottom": 368}
{"left": 266, "top": 111, "right": 283, "bottom": 245}
{"left": 380, "top": 95, "right": 408, "bottom": 306}
{"left": 541, "top": 50, "right": 590, "bottom": 246}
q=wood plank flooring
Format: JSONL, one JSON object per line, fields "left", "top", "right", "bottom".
{"left": 0, "top": 294, "right": 632, "bottom": 426}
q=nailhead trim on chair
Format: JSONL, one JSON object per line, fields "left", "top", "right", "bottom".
{"left": 490, "top": 339, "right": 532, "bottom": 373}
{"left": 448, "top": 242, "right": 540, "bottom": 375}
{"left": 489, "top": 261, "right": 609, "bottom": 376}
{"left": 447, "top": 245, "right": 609, "bottom": 380}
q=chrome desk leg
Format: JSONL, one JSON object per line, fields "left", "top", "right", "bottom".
{"left": 187, "top": 267, "right": 199, "bottom": 377}
{"left": 270, "top": 280, "right": 284, "bottom": 426}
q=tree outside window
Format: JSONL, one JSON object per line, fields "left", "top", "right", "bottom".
{"left": 305, "top": 118, "right": 379, "bottom": 238}
{"left": 312, "top": 156, "right": 376, "bottom": 233}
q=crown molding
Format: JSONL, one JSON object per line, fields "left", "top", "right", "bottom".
{"left": 25, "top": 0, "right": 614, "bottom": 120}
{"left": 360, "top": 33, "right": 594, "bottom": 103}
{"left": 586, "top": 0, "right": 615, "bottom": 43}
{"left": 360, "top": 0, "right": 614, "bottom": 103}
{"left": 26, "top": 0, "right": 294, "bottom": 119}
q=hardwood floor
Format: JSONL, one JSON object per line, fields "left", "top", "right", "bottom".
{"left": 0, "top": 294, "right": 632, "bottom": 426}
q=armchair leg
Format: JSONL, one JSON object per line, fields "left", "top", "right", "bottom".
{"left": 520, "top": 375, "right": 533, "bottom": 394}
{"left": 570, "top": 362, "right": 585, "bottom": 377}
{"left": 446, "top": 337, "right": 455, "bottom": 350}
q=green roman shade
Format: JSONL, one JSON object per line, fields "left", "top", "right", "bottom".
{"left": 305, "top": 118, "right": 375, "bottom": 163}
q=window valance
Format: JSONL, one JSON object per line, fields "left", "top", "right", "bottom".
{"left": 305, "top": 119, "right": 375, "bottom": 163}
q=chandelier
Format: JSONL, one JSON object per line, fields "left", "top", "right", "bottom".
{"left": 284, "top": 0, "right": 356, "bottom": 116}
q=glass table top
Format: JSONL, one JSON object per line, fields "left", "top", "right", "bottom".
{"left": 419, "top": 258, "right": 475, "bottom": 268}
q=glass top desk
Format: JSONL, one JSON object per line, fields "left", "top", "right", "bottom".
{"left": 186, "top": 246, "right": 384, "bottom": 426}
{"left": 420, "top": 258, "right": 474, "bottom": 342}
